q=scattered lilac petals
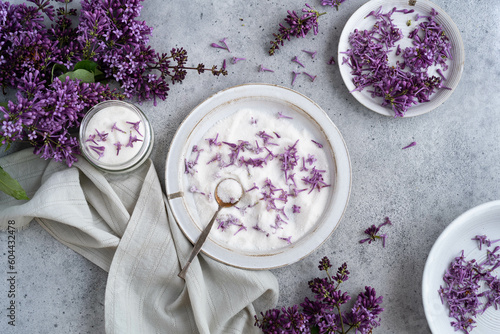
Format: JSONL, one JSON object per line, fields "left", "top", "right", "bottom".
{"left": 292, "top": 56, "right": 305, "bottom": 68}
{"left": 302, "top": 49, "right": 317, "bottom": 58}
{"left": 359, "top": 217, "right": 392, "bottom": 247}
{"left": 231, "top": 57, "right": 246, "bottom": 64}
{"left": 291, "top": 71, "right": 301, "bottom": 85}
{"left": 259, "top": 64, "right": 274, "bottom": 72}
{"left": 211, "top": 38, "right": 230, "bottom": 52}
{"left": 303, "top": 72, "right": 317, "bottom": 82}
{"left": 402, "top": 141, "right": 417, "bottom": 149}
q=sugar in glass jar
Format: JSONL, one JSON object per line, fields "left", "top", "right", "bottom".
{"left": 79, "top": 100, "right": 154, "bottom": 173}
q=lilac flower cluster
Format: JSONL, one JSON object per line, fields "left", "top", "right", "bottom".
{"left": 439, "top": 235, "right": 500, "bottom": 333}
{"left": 0, "top": 0, "right": 226, "bottom": 167}
{"left": 1, "top": 70, "right": 120, "bottom": 166}
{"left": 254, "top": 256, "right": 384, "bottom": 333}
{"left": 268, "top": 1, "right": 349, "bottom": 56}
{"left": 268, "top": 4, "right": 325, "bottom": 56}
{"left": 341, "top": 7, "right": 451, "bottom": 117}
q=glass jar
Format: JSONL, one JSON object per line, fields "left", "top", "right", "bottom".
{"left": 79, "top": 100, "right": 154, "bottom": 173}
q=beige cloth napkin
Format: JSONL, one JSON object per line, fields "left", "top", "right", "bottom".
{"left": 0, "top": 149, "right": 279, "bottom": 333}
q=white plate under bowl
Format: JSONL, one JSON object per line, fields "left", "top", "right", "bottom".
{"left": 338, "top": 0, "right": 465, "bottom": 117}
{"left": 165, "top": 83, "right": 351, "bottom": 269}
{"left": 422, "top": 201, "right": 500, "bottom": 333}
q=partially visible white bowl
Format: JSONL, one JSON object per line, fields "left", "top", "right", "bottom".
{"left": 422, "top": 201, "right": 500, "bottom": 333}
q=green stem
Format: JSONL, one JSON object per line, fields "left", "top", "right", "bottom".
{"left": 336, "top": 305, "right": 345, "bottom": 334}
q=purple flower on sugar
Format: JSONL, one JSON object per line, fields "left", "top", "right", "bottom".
{"left": 300, "top": 157, "right": 308, "bottom": 172}
{"left": 359, "top": 217, "right": 392, "bottom": 247}
{"left": 292, "top": 56, "right": 305, "bottom": 68}
{"left": 250, "top": 117, "right": 258, "bottom": 125}
{"left": 206, "top": 153, "right": 221, "bottom": 165}
{"left": 85, "top": 134, "right": 98, "bottom": 145}
{"left": 89, "top": 145, "right": 105, "bottom": 160}
{"left": 279, "top": 236, "right": 292, "bottom": 244}
{"left": 126, "top": 120, "right": 143, "bottom": 136}
{"left": 95, "top": 129, "right": 108, "bottom": 142}
{"left": 277, "top": 111, "right": 293, "bottom": 119}
{"left": 311, "top": 139, "right": 323, "bottom": 148}
{"left": 205, "top": 133, "right": 221, "bottom": 146}
{"left": 111, "top": 122, "right": 126, "bottom": 133}
{"left": 189, "top": 185, "right": 206, "bottom": 196}
{"left": 306, "top": 154, "right": 316, "bottom": 165}
{"left": 292, "top": 205, "right": 301, "bottom": 213}
{"left": 246, "top": 183, "right": 259, "bottom": 192}
{"left": 114, "top": 141, "right": 122, "bottom": 155}
{"left": 302, "top": 166, "right": 330, "bottom": 193}
{"left": 252, "top": 224, "right": 270, "bottom": 237}
{"left": 126, "top": 133, "right": 143, "bottom": 148}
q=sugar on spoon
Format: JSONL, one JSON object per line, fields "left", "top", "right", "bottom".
{"left": 178, "top": 178, "right": 244, "bottom": 279}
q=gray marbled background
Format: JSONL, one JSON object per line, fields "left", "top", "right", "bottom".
{"left": 1, "top": 0, "right": 499, "bottom": 333}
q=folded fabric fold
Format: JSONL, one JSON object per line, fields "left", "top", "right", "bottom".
{"left": 0, "top": 149, "right": 279, "bottom": 334}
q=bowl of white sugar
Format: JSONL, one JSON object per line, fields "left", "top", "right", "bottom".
{"left": 166, "top": 84, "right": 351, "bottom": 269}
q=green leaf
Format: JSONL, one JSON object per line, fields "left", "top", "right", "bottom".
{"left": 73, "top": 60, "right": 98, "bottom": 73}
{"left": 0, "top": 166, "right": 29, "bottom": 200}
{"left": 93, "top": 68, "right": 106, "bottom": 82}
{"left": 58, "top": 69, "right": 95, "bottom": 83}
{"left": 51, "top": 63, "right": 68, "bottom": 82}
{"left": 310, "top": 326, "right": 320, "bottom": 334}
{"left": 0, "top": 102, "right": 8, "bottom": 108}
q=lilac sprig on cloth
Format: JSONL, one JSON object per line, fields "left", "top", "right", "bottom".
{"left": 359, "top": 217, "right": 392, "bottom": 247}
{"left": 438, "top": 237, "right": 500, "bottom": 333}
{"left": 254, "top": 256, "right": 384, "bottom": 333}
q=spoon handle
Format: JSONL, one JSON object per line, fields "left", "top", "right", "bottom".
{"left": 178, "top": 206, "right": 222, "bottom": 279}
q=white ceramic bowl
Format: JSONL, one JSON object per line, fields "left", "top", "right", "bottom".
{"left": 165, "top": 83, "right": 351, "bottom": 269}
{"left": 422, "top": 200, "right": 500, "bottom": 333}
{"left": 338, "top": 0, "right": 465, "bottom": 117}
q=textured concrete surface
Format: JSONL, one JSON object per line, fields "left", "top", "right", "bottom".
{"left": 1, "top": 0, "right": 499, "bottom": 333}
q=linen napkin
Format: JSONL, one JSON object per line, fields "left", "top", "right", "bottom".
{"left": 0, "top": 148, "right": 279, "bottom": 334}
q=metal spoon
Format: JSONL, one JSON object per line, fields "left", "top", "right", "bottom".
{"left": 178, "top": 178, "right": 243, "bottom": 279}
